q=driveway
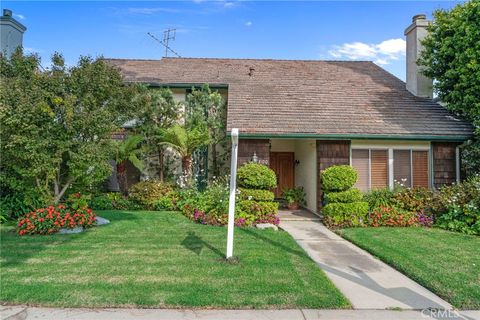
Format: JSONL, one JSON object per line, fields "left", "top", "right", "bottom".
{"left": 280, "top": 219, "right": 453, "bottom": 310}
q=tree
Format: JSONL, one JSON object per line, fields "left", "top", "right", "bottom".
{"left": 0, "top": 50, "right": 139, "bottom": 203}
{"left": 114, "top": 135, "right": 144, "bottom": 195}
{"left": 136, "top": 88, "right": 180, "bottom": 181}
{"left": 418, "top": 0, "right": 480, "bottom": 174}
{"left": 159, "top": 124, "right": 210, "bottom": 180}
{"left": 185, "top": 85, "right": 227, "bottom": 178}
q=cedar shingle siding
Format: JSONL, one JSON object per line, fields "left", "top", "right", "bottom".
{"left": 238, "top": 139, "right": 270, "bottom": 167}
{"left": 106, "top": 58, "right": 473, "bottom": 139}
{"left": 433, "top": 142, "right": 458, "bottom": 188}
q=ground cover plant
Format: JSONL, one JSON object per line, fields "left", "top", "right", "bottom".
{"left": 1, "top": 210, "right": 349, "bottom": 309}
{"left": 338, "top": 227, "right": 480, "bottom": 309}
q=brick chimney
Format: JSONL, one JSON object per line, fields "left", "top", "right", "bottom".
{"left": 404, "top": 14, "right": 432, "bottom": 98}
{"left": 0, "top": 9, "right": 27, "bottom": 58}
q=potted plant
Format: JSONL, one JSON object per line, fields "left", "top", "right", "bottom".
{"left": 282, "top": 187, "right": 306, "bottom": 210}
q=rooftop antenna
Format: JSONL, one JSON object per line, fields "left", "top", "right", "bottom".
{"left": 147, "top": 29, "right": 181, "bottom": 58}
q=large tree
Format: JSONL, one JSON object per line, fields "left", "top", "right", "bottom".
{"left": 418, "top": 0, "right": 480, "bottom": 174}
{"left": 0, "top": 50, "right": 139, "bottom": 203}
{"left": 185, "top": 85, "right": 227, "bottom": 178}
{"left": 135, "top": 88, "right": 180, "bottom": 181}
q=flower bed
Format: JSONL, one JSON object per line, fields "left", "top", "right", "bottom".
{"left": 17, "top": 204, "right": 96, "bottom": 236}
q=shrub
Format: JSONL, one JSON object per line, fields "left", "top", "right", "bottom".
{"left": 282, "top": 187, "right": 306, "bottom": 205}
{"left": 129, "top": 180, "right": 174, "bottom": 207}
{"left": 89, "top": 194, "right": 115, "bottom": 210}
{"left": 0, "top": 192, "right": 45, "bottom": 221}
{"left": 322, "top": 202, "right": 369, "bottom": 227}
{"left": 363, "top": 188, "right": 396, "bottom": 210}
{"left": 16, "top": 204, "right": 96, "bottom": 236}
{"left": 238, "top": 200, "right": 279, "bottom": 216}
{"left": 325, "top": 188, "right": 363, "bottom": 204}
{"left": 367, "top": 205, "right": 418, "bottom": 227}
{"left": 237, "top": 163, "right": 277, "bottom": 189}
{"left": 153, "top": 191, "right": 180, "bottom": 211}
{"left": 238, "top": 188, "right": 275, "bottom": 202}
{"left": 321, "top": 165, "right": 358, "bottom": 192}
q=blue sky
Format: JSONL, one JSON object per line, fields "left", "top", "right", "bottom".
{"left": 2, "top": 1, "right": 460, "bottom": 80}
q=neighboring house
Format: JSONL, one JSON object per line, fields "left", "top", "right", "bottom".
{"left": 0, "top": 9, "right": 26, "bottom": 58}
{"left": 106, "top": 15, "right": 473, "bottom": 213}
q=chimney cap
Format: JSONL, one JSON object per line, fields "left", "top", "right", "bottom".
{"left": 412, "top": 14, "right": 427, "bottom": 22}
{"left": 3, "top": 9, "right": 13, "bottom": 17}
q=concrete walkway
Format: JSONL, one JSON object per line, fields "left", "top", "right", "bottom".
{"left": 2, "top": 306, "right": 479, "bottom": 320}
{"left": 280, "top": 220, "right": 453, "bottom": 310}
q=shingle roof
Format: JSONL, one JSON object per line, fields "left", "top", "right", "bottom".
{"left": 106, "top": 57, "right": 473, "bottom": 140}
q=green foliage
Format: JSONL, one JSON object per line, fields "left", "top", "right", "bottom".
{"left": 128, "top": 180, "right": 175, "bottom": 207}
{"left": 237, "top": 163, "right": 277, "bottom": 190}
{"left": 0, "top": 192, "right": 46, "bottom": 221}
{"left": 368, "top": 205, "right": 420, "bottom": 227}
{"left": 153, "top": 192, "right": 179, "bottom": 211}
{"left": 322, "top": 202, "right": 369, "bottom": 227}
{"left": 325, "top": 188, "right": 362, "bottom": 204}
{"left": 238, "top": 200, "right": 279, "bottom": 216}
{"left": 282, "top": 187, "right": 307, "bottom": 205}
{"left": 418, "top": 1, "right": 480, "bottom": 175}
{"left": 433, "top": 176, "right": 480, "bottom": 235}
{"left": 0, "top": 50, "right": 140, "bottom": 204}
{"left": 185, "top": 85, "right": 228, "bottom": 177}
{"left": 321, "top": 165, "right": 358, "bottom": 192}
{"left": 238, "top": 188, "right": 275, "bottom": 202}
{"left": 115, "top": 135, "right": 144, "bottom": 172}
{"left": 89, "top": 194, "right": 115, "bottom": 210}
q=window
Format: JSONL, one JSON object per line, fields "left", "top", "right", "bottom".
{"left": 351, "top": 149, "right": 389, "bottom": 192}
{"left": 351, "top": 148, "right": 430, "bottom": 191}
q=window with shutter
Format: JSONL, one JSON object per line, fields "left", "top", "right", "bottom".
{"left": 352, "top": 149, "right": 369, "bottom": 192}
{"left": 394, "top": 150, "right": 412, "bottom": 187}
{"left": 412, "top": 151, "right": 429, "bottom": 187}
{"left": 371, "top": 150, "right": 389, "bottom": 189}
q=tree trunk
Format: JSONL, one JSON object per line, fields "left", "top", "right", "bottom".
{"left": 181, "top": 155, "right": 192, "bottom": 179}
{"left": 117, "top": 162, "right": 128, "bottom": 195}
{"left": 211, "top": 143, "right": 218, "bottom": 178}
{"left": 158, "top": 148, "right": 164, "bottom": 181}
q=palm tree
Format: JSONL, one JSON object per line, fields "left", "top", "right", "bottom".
{"left": 115, "top": 135, "right": 144, "bottom": 195}
{"left": 159, "top": 124, "right": 210, "bottom": 179}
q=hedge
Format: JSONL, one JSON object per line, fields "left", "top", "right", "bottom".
{"left": 238, "top": 188, "right": 275, "bottom": 202}
{"left": 321, "top": 165, "right": 358, "bottom": 192}
{"left": 237, "top": 163, "right": 277, "bottom": 190}
{"left": 238, "top": 200, "right": 279, "bottom": 216}
{"left": 322, "top": 202, "right": 369, "bottom": 227}
{"left": 325, "top": 188, "right": 363, "bottom": 204}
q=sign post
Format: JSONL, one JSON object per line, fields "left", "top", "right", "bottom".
{"left": 226, "top": 128, "right": 239, "bottom": 259}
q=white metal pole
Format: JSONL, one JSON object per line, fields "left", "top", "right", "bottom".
{"left": 226, "top": 128, "right": 239, "bottom": 259}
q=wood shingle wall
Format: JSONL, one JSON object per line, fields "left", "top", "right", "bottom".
{"left": 432, "top": 142, "right": 458, "bottom": 188}
{"left": 238, "top": 139, "right": 270, "bottom": 166}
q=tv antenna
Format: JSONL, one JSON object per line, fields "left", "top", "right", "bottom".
{"left": 147, "top": 29, "right": 181, "bottom": 58}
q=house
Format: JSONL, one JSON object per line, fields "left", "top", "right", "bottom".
{"left": 0, "top": 9, "right": 26, "bottom": 58}
{"left": 106, "top": 14, "right": 473, "bottom": 213}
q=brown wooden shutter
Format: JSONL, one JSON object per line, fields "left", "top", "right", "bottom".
{"left": 412, "top": 151, "right": 429, "bottom": 188}
{"left": 393, "top": 150, "right": 412, "bottom": 187}
{"left": 352, "top": 149, "right": 369, "bottom": 192}
{"left": 371, "top": 150, "right": 389, "bottom": 189}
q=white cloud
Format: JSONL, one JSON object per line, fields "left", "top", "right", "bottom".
{"left": 13, "top": 13, "right": 25, "bottom": 20}
{"left": 126, "top": 7, "right": 181, "bottom": 15}
{"left": 245, "top": 21, "right": 252, "bottom": 27}
{"left": 328, "top": 38, "right": 406, "bottom": 65}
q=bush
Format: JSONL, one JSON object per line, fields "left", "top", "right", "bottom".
{"left": 238, "top": 200, "right": 279, "bottom": 216}
{"left": 433, "top": 176, "right": 480, "bottom": 235}
{"left": 325, "top": 188, "right": 363, "bottom": 204}
{"left": 17, "top": 204, "right": 96, "bottom": 236}
{"left": 322, "top": 202, "right": 369, "bottom": 227}
{"left": 238, "top": 188, "right": 275, "bottom": 202}
{"left": 153, "top": 191, "right": 180, "bottom": 211}
{"left": 237, "top": 163, "right": 277, "bottom": 189}
{"left": 363, "top": 188, "right": 396, "bottom": 210}
{"left": 129, "top": 180, "right": 174, "bottom": 207}
{"left": 367, "top": 205, "right": 419, "bottom": 227}
{"left": 89, "top": 194, "right": 115, "bottom": 210}
{"left": 0, "top": 192, "right": 45, "bottom": 221}
{"left": 321, "top": 165, "right": 358, "bottom": 192}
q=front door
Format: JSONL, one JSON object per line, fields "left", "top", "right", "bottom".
{"left": 269, "top": 152, "right": 294, "bottom": 198}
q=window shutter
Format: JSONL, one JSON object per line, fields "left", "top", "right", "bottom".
{"left": 394, "top": 150, "right": 412, "bottom": 187}
{"left": 352, "top": 149, "right": 369, "bottom": 192}
{"left": 371, "top": 150, "right": 389, "bottom": 189}
{"left": 412, "top": 151, "right": 429, "bottom": 188}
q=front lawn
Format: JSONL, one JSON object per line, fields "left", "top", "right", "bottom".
{"left": 338, "top": 227, "right": 480, "bottom": 309}
{"left": 0, "top": 211, "right": 349, "bottom": 308}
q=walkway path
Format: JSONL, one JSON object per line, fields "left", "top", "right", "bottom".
{"left": 2, "top": 305, "right": 478, "bottom": 320}
{"left": 280, "top": 219, "right": 453, "bottom": 310}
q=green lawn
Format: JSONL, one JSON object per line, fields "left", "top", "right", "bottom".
{"left": 338, "top": 227, "right": 480, "bottom": 309}
{"left": 0, "top": 210, "right": 349, "bottom": 309}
